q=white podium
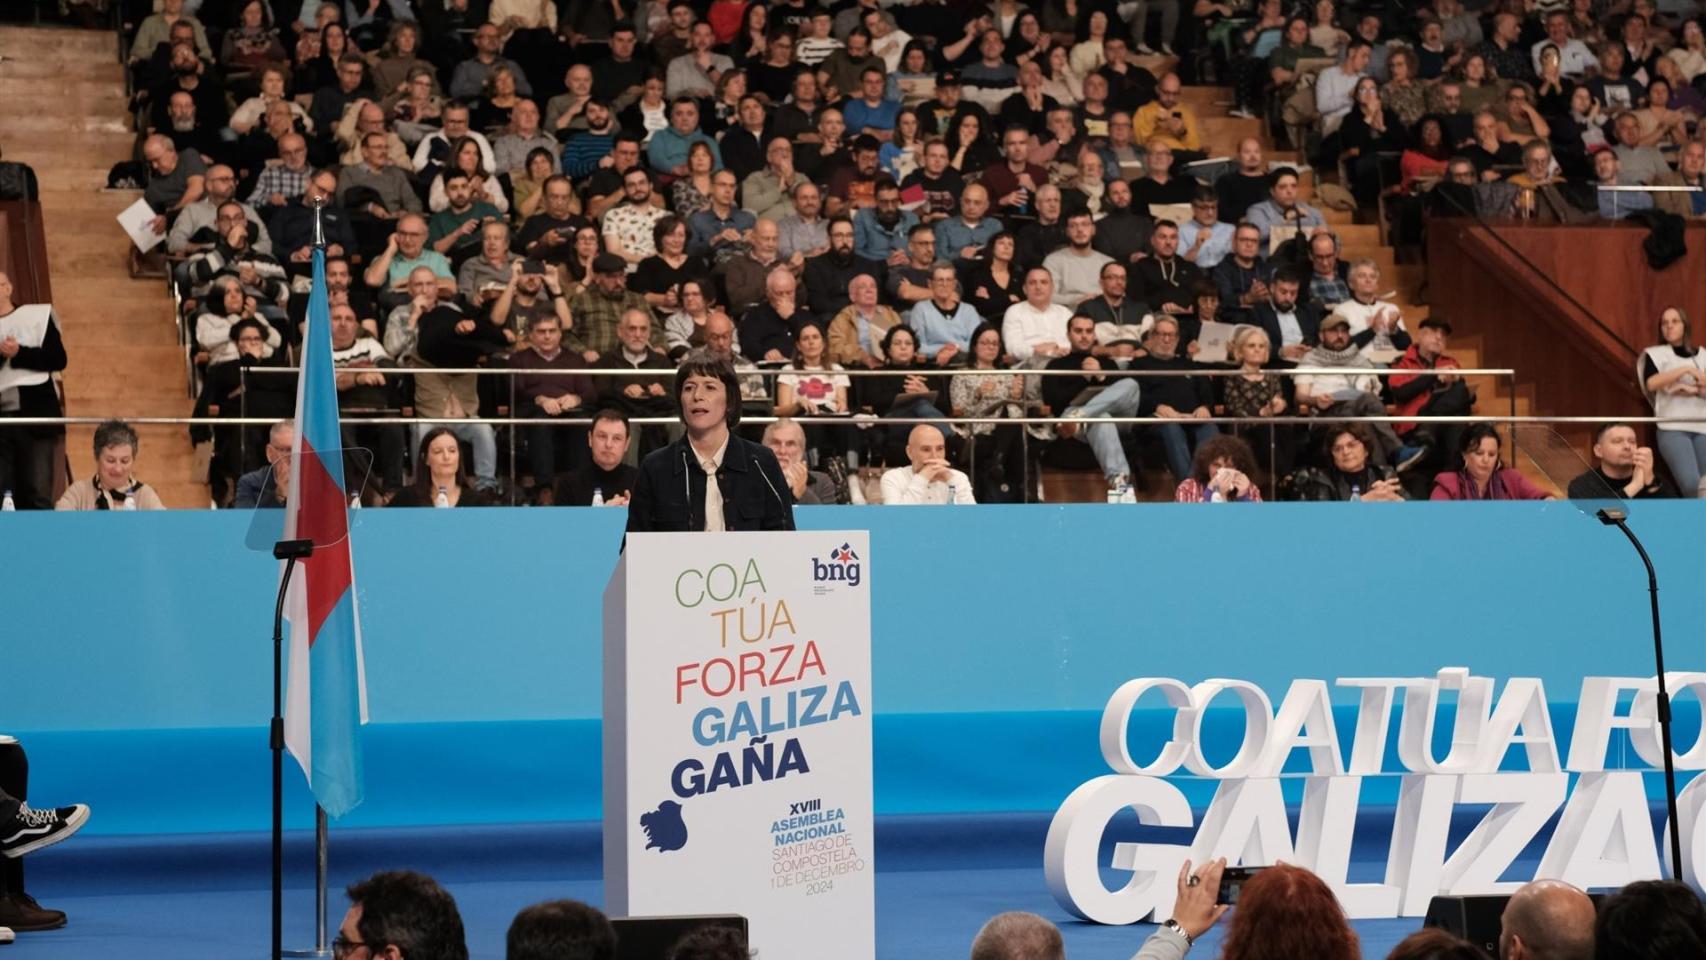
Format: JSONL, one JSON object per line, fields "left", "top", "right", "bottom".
{"left": 604, "top": 531, "right": 875, "bottom": 960}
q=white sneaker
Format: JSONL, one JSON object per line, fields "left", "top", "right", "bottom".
{"left": 1135, "top": 42, "right": 1156, "bottom": 54}
{"left": 1160, "top": 43, "right": 1176, "bottom": 55}
{"left": 1, "top": 925, "right": 14, "bottom": 944}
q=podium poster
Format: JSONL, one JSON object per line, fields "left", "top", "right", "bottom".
{"left": 604, "top": 531, "right": 875, "bottom": 960}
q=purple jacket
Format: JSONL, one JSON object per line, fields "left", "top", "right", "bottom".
{"left": 1430, "top": 467, "right": 1550, "bottom": 501}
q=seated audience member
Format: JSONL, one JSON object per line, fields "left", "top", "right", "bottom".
{"left": 884, "top": 225, "right": 942, "bottom": 309}
{"left": 1176, "top": 434, "right": 1264, "bottom": 502}
{"left": 55, "top": 420, "right": 166, "bottom": 510}
{"left": 1224, "top": 325, "right": 1295, "bottom": 475}
{"left": 1654, "top": 141, "right": 1706, "bottom": 219}
{"left": 687, "top": 170, "right": 755, "bottom": 266}
{"left": 1134, "top": 73, "right": 1205, "bottom": 164}
{"left": 902, "top": 139, "right": 966, "bottom": 225}
{"left": 364, "top": 213, "right": 454, "bottom": 298}
{"left": 1217, "top": 139, "right": 1272, "bottom": 222}
{"left": 506, "top": 899, "right": 615, "bottom": 960}
{"left": 515, "top": 175, "right": 591, "bottom": 266}
{"left": 880, "top": 425, "right": 975, "bottom": 504}
{"left": 804, "top": 218, "right": 881, "bottom": 318}
{"left": 825, "top": 137, "right": 886, "bottom": 217}
{"left": 428, "top": 172, "right": 504, "bottom": 264}
{"left": 700, "top": 311, "right": 771, "bottom": 404}
{"left": 1178, "top": 188, "right": 1235, "bottom": 270}
{"left": 854, "top": 180, "right": 920, "bottom": 267}
{"left": 1431, "top": 423, "right": 1550, "bottom": 500}
{"left": 1391, "top": 316, "right": 1471, "bottom": 464}
{"left": 460, "top": 223, "right": 524, "bottom": 316}
{"left": 1135, "top": 316, "right": 1218, "bottom": 480}
{"left": 743, "top": 139, "right": 810, "bottom": 224}
{"left": 1592, "top": 879, "right": 1706, "bottom": 959}
{"left": 1295, "top": 316, "right": 1412, "bottom": 467}
{"left": 0, "top": 738, "right": 90, "bottom": 933}
{"left": 775, "top": 322, "right": 853, "bottom": 457}
{"left": 1212, "top": 224, "right": 1270, "bottom": 322}
{"left": 1500, "top": 878, "right": 1597, "bottom": 960}
{"left": 1251, "top": 267, "right": 1319, "bottom": 361}
{"left": 141, "top": 134, "right": 207, "bottom": 236}
{"left": 1305, "top": 232, "right": 1353, "bottom": 311}
{"left": 909, "top": 264, "right": 982, "bottom": 364}
{"left": 1043, "top": 212, "right": 1115, "bottom": 308}
{"left": 340, "top": 131, "right": 425, "bottom": 246}
{"left": 599, "top": 309, "right": 677, "bottom": 455}
{"left": 1090, "top": 181, "right": 1153, "bottom": 268}
{"left": 1003, "top": 268, "right": 1075, "bottom": 365}
{"left": 764, "top": 419, "right": 840, "bottom": 505}
{"left": 1132, "top": 221, "right": 1204, "bottom": 327}
{"left": 510, "top": 313, "right": 596, "bottom": 489}
{"left": 1245, "top": 167, "right": 1327, "bottom": 246}
{"left": 603, "top": 168, "right": 671, "bottom": 269}
{"left": 934, "top": 183, "right": 1004, "bottom": 264}
{"left": 1330, "top": 260, "right": 1412, "bottom": 360}
{"left": 554, "top": 410, "right": 639, "bottom": 507}
{"left": 569, "top": 255, "right": 658, "bottom": 364}
{"left": 742, "top": 267, "right": 811, "bottom": 363}
{"left": 949, "top": 323, "right": 1035, "bottom": 503}
{"left": 168, "top": 164, "right": 273, "bottom": 257}
{"left": 1611, "top": 112, "right": 1670, "bottom": 186}
{"left": 1567, "top": 422, "right": 1674, "bottom": 499}
{"left": 247, "top": 133, "right": 313, "bottom": 219}
{"left": 273, "top": 172, "right": 356, "bottom": 270}
{"left": 338, "top": 871, "right": 467, "bottom": 958}
{"left": 329, "top": 303, "right": 407, "bottom": 492}
{"left": 1128, "top": 141, "right": 1198, "bottom": 214}
{"left": 1046, "top": 315, "right": 1143, "bottom": 498}
{"left": 828, "top": 275, "right": 901, "bottom": 369}
{"left": 1292, "top": 423, "right": 1407, "bottom": 501}
{"left": 389, "top": 428, "right": 493, "bottom": 507}
{"left": 1076, "top": 262, "right": 1150, "bottom": 354}
{"left": 1643, "top": 306, "right": 1706, "bottom": 495}
{"left": 233, "top": 420, "right": 295, "bottom": 509}
{"left": 664, "top": 280, "right": 733, "bottom": 361}
{"left": 859, "top": 325, "right": 959, "bottom": 455}
{"left": 197, "top": 277, "right": 283, "bottom": 365}
{"left": 1014, "top": 185, "right": 1067, "bottom": 273}
{"left": 1592, "top": 148, "right": 1654, "bottom": 219}
{"left": 716, "top": 218, "right": 789, "bottom": 319}
{"left": 778, "top": 183, "right": 831, "bottom": 263}
{"left": 968, "top": 911, "right": 1065, "bottom": 960}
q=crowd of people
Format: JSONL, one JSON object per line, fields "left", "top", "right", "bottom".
{"left": 6, "top": 0, "right": 1706, "bottom": 508}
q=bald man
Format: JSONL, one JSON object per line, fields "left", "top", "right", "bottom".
{"left": 248, "top": 131, "right": 313, "bottom": 213}
{"left": 167, "top": 162, "right": 273, "bottom": 256}
{"left": 880, "top": 425, "right": 975, "bottom": 504}
{"left": 141, "top": 133, "right": 206, "bottom": 235}
{"left": 1499, "top": 879, "right": 1595, "bottom": 960}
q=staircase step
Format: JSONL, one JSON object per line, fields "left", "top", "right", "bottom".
{"left": 0, "top": 26, "right": 121, "bottom": 62}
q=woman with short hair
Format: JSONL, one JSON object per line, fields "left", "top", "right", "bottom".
{"left": 55, "top": 420, "right": 166, "bottom": 511}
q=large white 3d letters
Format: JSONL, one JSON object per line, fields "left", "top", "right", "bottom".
{"left": 1045, "top": 671, "right": 1705, "bottom": 923}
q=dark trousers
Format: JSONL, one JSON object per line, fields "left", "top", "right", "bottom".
{"left": 523, "top": 412, "right": 588, "bottom": 487}
{"left": 0, "top": 741, "right": 27, "bottom": 898}
{"left": 0, "top": 424, "right": 56, "bottom": 510}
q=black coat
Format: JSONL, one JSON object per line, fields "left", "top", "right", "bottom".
{"left": 627, "top": 433, "right": 794, "bottom": 532}
{"left": 1250, "top": 299, "right": 1324, "bottom": 352}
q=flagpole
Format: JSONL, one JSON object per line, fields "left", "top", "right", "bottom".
{"left": 282, "top": 807, "right": 330, "bottom": 959}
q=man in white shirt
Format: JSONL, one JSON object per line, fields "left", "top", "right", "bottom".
{"left": 1002, "top": 268, "right": 1074, "bottom": 364}
{"left": 1327, "top": 259, "right": 1410, "bottom": 362}
{"left": 880, "top": 425, "right": 975, "bottom": 504}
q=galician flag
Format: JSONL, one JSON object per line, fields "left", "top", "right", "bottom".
{"left": 282, "top": 247, "right": 369, "bottom": 818}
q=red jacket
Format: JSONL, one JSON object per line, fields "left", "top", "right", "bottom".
{"left": 1390, "top": 345, "right": 1461, "bottom": 435}
{"left": 1430, "top": 468, "right": 1550, "bottom": 500}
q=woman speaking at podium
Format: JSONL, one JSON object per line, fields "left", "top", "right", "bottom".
{"left": 626, "top": 351, "right": 795, "bottom": 532}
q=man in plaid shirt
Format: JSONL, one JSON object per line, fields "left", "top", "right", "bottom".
{"left": 246, "top": 132, "right": 313, "bottom": 218}
{"left": 567, "top": 254, "right": 665, "bottom": 363}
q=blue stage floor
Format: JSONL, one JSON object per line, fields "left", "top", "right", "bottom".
{"left": 1, "top": 814, "right": 1468, "bottom": 960}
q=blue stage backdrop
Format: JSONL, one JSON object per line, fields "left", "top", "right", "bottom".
{"left": 3, "top": 503, "right": 1704, "bottom": 836}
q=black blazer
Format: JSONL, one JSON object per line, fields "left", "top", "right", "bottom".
{"left": 0, "top": 312, "right": 66, "bottom": 436}
{"left": 627, "top": 433, "right": 795, "bottom": 533}
{"left": 1251, "top": 300, "right": 1323, "bottom": 353}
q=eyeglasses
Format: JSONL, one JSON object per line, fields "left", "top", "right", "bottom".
{"left": 332, "top": 936, "right": 368, "bottom": 959}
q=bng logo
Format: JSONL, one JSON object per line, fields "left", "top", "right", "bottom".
{"left": 811, "top": 543, "right": 862, "bottom": 588}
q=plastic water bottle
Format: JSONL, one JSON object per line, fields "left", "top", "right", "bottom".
{"left": 122, "top": 495, "right": 137, "bottom": 511}
{"left": 1, "top": 490, "right": 14, "bottom": 512}
{"left": 946, "top": 483, "right": 958, "bottom": 504}
{"left": 1349, "top": 484, "right": 1362, "bottom": 502}
{"left": 591, "top": 486, "right": 605, "bottom": 507}
{"left": 1209, "top": 486, "right": 1226, "bottom": 503}
{"left": 350, "top": 493, "right": 362, "bottom": 509}
{"left": 435, "top": 485, "right": 450, "bottom": 508}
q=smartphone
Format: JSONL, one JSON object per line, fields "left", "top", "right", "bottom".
{"left": 521, "top": 258, "right": 546, "bottom": 276}
{"left": 1218, "top": 866, "right": 1265, "bottom": 905}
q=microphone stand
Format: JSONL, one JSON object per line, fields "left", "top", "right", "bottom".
{"left": 271, "top": 538, "right": 315, "bottom": 960}
{"left": 1596, "top": 507, "right": 1683, "bottom": 880}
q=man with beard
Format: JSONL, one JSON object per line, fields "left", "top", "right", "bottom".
{"left": 1294, "top": 316, "right": 1408, "bottom": 468}
{"left": 1091, "top": 179, "right": 1154, "bottom": 267}
{"left": 516, "top": 175, "right": 591, "bottom": 265}
{"left": 149, "top": 40, "right": 227, "bottom": 133}
{"left": 887, "top": 225, "right": 942, "bottom": 307}
{"left": 1046, "top": 314, "right": 1143, "bottom": 499}
{"left": 778, "top": 182, "right": 831, "bottom": 263}
{"left": 1131, "top": 221, "right": 1203, "bottom": 340}
{"left": 981, "top": 126, "right": 1049, "bottom": 224}
{"left": 1566, "top": 423, "right": 1674, "bottom": 499}
{"left": 826, "top": 135, "right": 885, "bottom": 217}
{"left": 289, "top": 255, "right": 375, "bottom": 340}
{"left": 803, "top": 217, "right": 880, "bottom": 317}
{"left": 491, "top": 256, "right": 571, "bottom": 342}
{"left": 1250, "top": 267, "right": 1319, "bottom": 362}
{"left": 853, "top": 180, "right": 919, "bottom": 266}
{"left": 583, "top": 133, "right": 648, "bottom": 221}
{"left": 569, "top": 254, "right": 661, "bottom": 363}
{"left": 247, "top": 132, "right": 313, "bottom": 218}
{"left": 1076, "top": 262, "right": 1150, "bottom": 358}
{"left": 272, "top": 171, "right": 356, "bottom": 275}
{"left": 161, "top": 90, "right": 221, "bottom": 163}
{"left": 560, "top": 99, "right": 620, "bottom": 183}
{"left": 602, "top": 168, "right": 671, "bottom": 269}
{"left": 1042, "top": 211, "right": 1111, "bottom": 307}
{"left": 428, "top": 172, "right": 503, "bottom": 264}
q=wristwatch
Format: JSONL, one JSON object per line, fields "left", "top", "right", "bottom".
{"left": 1161, "top": 919, "right": 1195, "bottom": 946}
